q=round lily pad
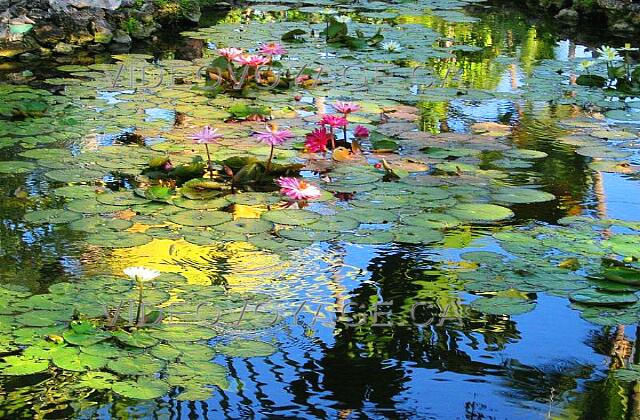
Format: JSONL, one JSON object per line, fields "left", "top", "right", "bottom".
{"left": 69, "top": 216, "right": 133, "bottom": 233}
{"left": 52, "top": 347, "right": 107, "bottom": 372}
{"left": 54, "top": 185, "right": 99, "bottom": 199}
{"left": 393, "top": 226, "right": 444, "bottom": 244}
{"left": 470, "top": 296, "right": 536, "bottom": 315}
{"left": 215, "top": 339, "right": 276, "bottom": 358}
{"left": 306, "top": 214, "right": 360, "bottom": 232}
{"left": 169, "top": 210, "right": 232, "bottom": 227}
{"left": 503, "top": 149, "right": 548, "bottom": 159}
{"left": 261, "top": 209, "right": 321, "bottom": 226}
{"left": 24, "top": 209, "right": 82, "bottom": 224}
{"left": 446, "top": 204, "right": 514, "bottom": 223}
{"left": 85, "top": 231, "right": 152, "bottom": 248}
{"left": 0, "top": 161, "right": 36, "bottom": 174}
{"left": 67, "top": 198, "right": 124, "bottom": 214}
{"left": 96, "top": 192, "right": 150, "bottom": 206}
{"left": 45, "top": 168, "right": 106, "bottom": 183}
{"left": 399, "top": 213, "right": 461, "bottom": 229}
{"left": 0, "top": 356, "right": 49, "bottom": 376}
{"left": 492, "top": 188, "right": 556, "bottom": 204}
{"left": 108, "top": 354, "right": 164, "bottom": 376}
{"left": 112, "top": 377, "right": 169, "bottom": 399}
{"left": 214, "top": 219, "right": 274, "bottom": 234}
{"left": 569, "top": 289, "right": 638, "bottom": 307}
{"left": 277, "top": 227, "right": 338, "bottom": 242}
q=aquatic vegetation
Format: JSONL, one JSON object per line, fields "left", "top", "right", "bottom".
{"left": 253, "top": 123, "right": 294, "bottom": 172}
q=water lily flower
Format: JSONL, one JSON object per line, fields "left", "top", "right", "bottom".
{"left": 254, "top": 123, "right": 294, "bottom": 172}
{"left": 189, "top": 126, "right": 223, "bottom": 144}
{"left": 579, "top": 60, "right": 595, "bottom": 71}
{"left": 277, "top": 177, "right": 322, "bottom": 200}
{"left": 334, "top": 15, "right": 351, "bottom": 23}
{"left": 596, "top": 45, "right": 622, "bottom": 62}
{"left": 381, "top": 41, "right": 402, "bottom": 52}
{"left": 305, "top": 127, "right": 331, "bottom": 153}
{"left": 254, "top": 124, "right": 294, "bottom": 146}
{"left": 217, "top": 47, "right": 244, "bottom": 60}
{"left": 259, "top": 42, "right": 287, "bottom": 56}
{"left": 124, "top": 266, "right": 161, "bottom": 283}
{"left": 233, "top": 54, "right": 270, "bottom": 67}
{"left": 353, "top": 125, "right": 370, "bottom": 139}
{"left": 333, "top": 101, "right": 361, "bottom": 115}
{"left": 318, "top": 114, "right": 348, "bottom": 128}
{"left": 189, "top": 126, "right": 222, "bottom": 179}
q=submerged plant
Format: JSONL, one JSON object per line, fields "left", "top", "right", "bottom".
{"left": 189, "top": 126, "right": 223, "bottom": 179}
{"left": 124, "top": 267, "right": 161, "bottom": 325}
{"left": 276, "top": 177, "right": 321, "bottom": 200}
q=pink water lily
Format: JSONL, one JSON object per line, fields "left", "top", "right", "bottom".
{"left": 259, "top": 42, "right": 287, "bottom": 56}
{"left": 233, "top": 54, "right": 270, "bottom": 67}
{"left": 305, "top": 127, "right": 331, "bottom": 153}
{"left": 254, "top": 123, "right": 294, "bottom": 172}
{"left": 333, "top": 101, "right": 360, "bottom": 115}
{"left": 189, "top": 126, "right": 223, "bottom": 144}
{"left": 353, "top": 125, "right": 370, "bottom": 139}
{"left": 217, "top": 47, "right": 244, "bottom": 60}
{"left": 277, "top": 177, "right": 321, "bottom": 200}
{"left": 318, "top": 114, "right": 348, "bottom": 128}
{"left": 189, "top": 126, "right": 222, "bottom": 180}
{"left": 253, "top": 124, "right": 294, "bottom": 146}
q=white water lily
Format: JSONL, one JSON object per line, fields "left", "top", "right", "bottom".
{"left": 381, "top": 41, "right": 402, "bottom": 52}
{"left": 596, "top": 45, "right": 622, "bottom": 62}
{"left": 579, "top": 60, "right": 595, "bottom": 70}
{"left": 124, "top": 266, "right": 161, "bottom": 282}
{"left": 334, "top": 15, "right": 351, "bottom": 23}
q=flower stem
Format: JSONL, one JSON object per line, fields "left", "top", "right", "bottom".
{"left": 205, "top": 144, "right": 214, "bottom": 180}
{"left": 266, "top": 144, "right": 275, "bottom": 173}
{"left": 330, "top": 127, "right": 336, "bottom": 150}
{"left": 136, "top": 279, "right": 144, "bottom": 325}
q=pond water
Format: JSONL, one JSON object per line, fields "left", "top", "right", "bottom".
{"left": 1, "top": 0, "right": 640, "bottom": 418}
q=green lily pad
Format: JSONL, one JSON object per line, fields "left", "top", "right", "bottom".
{"left": 214, "top": 218, "right": 274, "bottom": 234}
{"left": 261, "top": 209, "right": 322, "bottom": 226}
{"left": 24, "top": 209, "right": 82, "bottom": 224}
{"left": 470, "top": 296, "right": 536, "bottom": 315}
{"left": 399, "top": 213, "right": 461, "bottom": 229}
{"left": 569, "top": 289, "right": 638, "bottom": 307}
{"left": 75, "top": 371, "right": 118, "bottom": 390}
{"left": 51, "top": 347, "right": 107, "bottom": 372}
{"left": 69, "top": 216, "right": 133, "bottom": 233}
{"left": 169, "top": 210, "right": 232, "bottom": 227}
{"left": 0, "top": 161, "right": 36, "bottom": 174}
{"left": 446, "top": 204, "right": 514, "bottom": 223}
{"left": 0, "top": 356, "right": 49, "bottom": 376}
{"left": 85, "top": 231, "right": 152, "bottom": 248}
{"left": 112, "top": 377, "right": 169, "bottom": 399}
{"left": 112, "top": 330, "right": 159, "bottom": 349}
{"left": 393, "top": 226, "right": 444, "bottom": 244}
{"left": 96, "top": 192, "right": 150, "bottom": 206}
{"left": 67, "top": 198, "right": 123, "bottom": 214}
{"left": 45, "top": 168, "right": 106, "bottom": 183}
{"left": 215, "top": 340, "right": 276, "bottom": 358}
{"left": 53, "top": 185, "right": 99, "bottom": 199}
{"left": 277, "top": 228, "right": 337, "bottom": 242}
{"left": 492, "top": 188, "right": 556, "bottom": 204}
{"left": 108, "top": 354, "right": 164, "bottom": 376}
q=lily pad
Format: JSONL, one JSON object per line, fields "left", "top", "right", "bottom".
{"left": 568, "top": 289, "right": 638, "bottom": 307}
{"left": 261, "top": 209, "right": 322, "bottom": 226}
{"left": 24, "top": 209, "right": 82, "bottom": 224}
{"left": 446, "top": 204, "right": 514, "bottom": 223}
{"left": 215, "top": 340, "right": 276, "bottom": 358}
{"left": 112, "top": 377, "right": 169, "bottom": 399}
{"left": 0, "top": 161, "right": 36, "bottom": 174}
{"left": 169, "top": 210, "right": 232, "bottom": 227}
{"left": 492, "top": 188, "right": 556, "bottom": 204}
{"left": 470, "top": 296, "right": 536, "bottom": 316}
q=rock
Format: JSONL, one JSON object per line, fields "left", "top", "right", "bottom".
{"left": 18, "top": 52, "right": 39, "bottom": 61}
{"left": 53, "top": 42, "right": 75, "bottom": 54}
{"left": 59, "top": 0, "right": 122, "bottom": 10}
{"left": 112, "top": 29, "right": 131, "bottom": 44}
{"left": 555, "top": 8, "right": 579, "bottom": 22}
{"left": 0, "top": 38, "right": 38, "bottom": 58}
{"left": 611, "top": 21, "right": 633, "bottom": 33}
{"left": 92, "top": 19, "right": 113, "bottom": 44}
{"left": 33, "top": 23, "right": 65, "bottom": 45}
